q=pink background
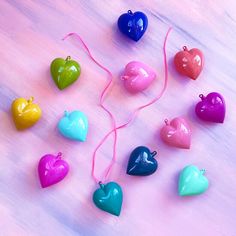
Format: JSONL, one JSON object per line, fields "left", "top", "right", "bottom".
{"left": 0, "top": 1, "right": 236, "bottom": 235}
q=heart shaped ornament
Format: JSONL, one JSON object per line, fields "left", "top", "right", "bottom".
{"left": 93, "top": 182, "right": 123, "bottom": 216}
{"left": 195, "top": 92, "right": 226, "bottom": 123}
{"left": 178, "top": 165, "right": 209, "bottom": 196}
{"left": 50, "top": 56, "right": 81, "bottom": 90}
{"left": 58, "top": 110, "right": 88, "bottom": 141}
{"left": 174, "top": 46, "right": 204, "bottom": 80}
{"left": 160, "top": 117, "right": 191, "bottom": 149}
{"left": 121, "top": 61, "right": 156, "bottom": 93}
{"left": 118, "top": 10, "right": 148, "bottom": 42}
{"left": 38, "top": 152, "right": 69, "bottom": 188}
{"left": 127, "top": 146, "right": 158, "bottom": 176}
{"left": 11, "top": 97, "right": 42, "bottom": 130}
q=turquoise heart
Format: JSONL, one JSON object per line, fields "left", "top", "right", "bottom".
{"left": 178, "top": 165, "right": 209, "bottom": 196}
{"left": 58, "top": 110, "right": 88, "bottom": 141}
{"left": 93, "top": 182, "right": 123, "bottom": 216}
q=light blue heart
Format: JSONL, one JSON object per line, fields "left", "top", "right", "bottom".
{"left": 178, "top": 165, "right": 209, "bottom": 196}
{"left": 58, "top": 110, "right": 88, "bottom": 141}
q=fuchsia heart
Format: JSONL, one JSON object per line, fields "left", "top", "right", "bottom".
{"left": 160, "top": 117, "right": 191, "bottom": 149}
{"left": 38, "top": 152, "right": 69, "bottom": 188}
{"left": 174, "top": 46, "right": 204, "bottom": 80}
{"left": 195, "top": 92, "right": 226, "bottom": 123}
{"left": 121, "top": 61, "right": 156, "bottom": 93}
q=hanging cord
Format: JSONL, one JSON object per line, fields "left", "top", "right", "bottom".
{"left": 63, "top": 27, "right": 172, "bottom": 184}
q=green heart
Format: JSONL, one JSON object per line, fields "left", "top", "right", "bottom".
{"left": 93, "top": 182, "right": 123, "bottom": 216}
{"left": 50, "top": 56, "right": 81, "bottom": 90}
{"left": 178, "top": 165, "right": 209, "bottom": 196}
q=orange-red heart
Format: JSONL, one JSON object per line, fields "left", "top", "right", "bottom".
{"left": 174, "top": 46, "right": 204, "bottom": 80}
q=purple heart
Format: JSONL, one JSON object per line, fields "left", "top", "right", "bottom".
{"left": 38, "top": 152, "right": 69, "bottom": 188}
{"left": 195, "top": 92, "right": 226, "bottom": 123}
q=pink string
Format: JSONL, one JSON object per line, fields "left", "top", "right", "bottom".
{"left": 63, "top": 27, "right": 172, "bottom": 184}
{"left": 62, "top": 33, "right": 118, "bottom": 184}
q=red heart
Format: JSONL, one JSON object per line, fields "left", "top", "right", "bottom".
{"left": 174, "top": 46, "right": 204, "bottom": 80}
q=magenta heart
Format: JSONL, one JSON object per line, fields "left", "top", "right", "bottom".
{"left": 195, "top": 92, "right": 226, "bottom": 123}
{"left": 38, "top": 152, "right": 69, "bottom": 188}
{"left": 160, "top": 117, "right": 191, "bottom": 149}
{"left": 121, "top": 61, "right": 156, "bottom": 93}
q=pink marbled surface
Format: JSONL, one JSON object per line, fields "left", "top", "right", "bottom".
{"left": 0, "top": 1, "right": 236, "bottom": 235}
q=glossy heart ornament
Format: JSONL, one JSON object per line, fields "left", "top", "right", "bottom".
{"left": 127, "top": 146, "right": 158, "bottom": 176}
{"left": 58, "top": 110, "right": 88, "bottom": 141}
{"left": 117, "top": 10, "right": 148, "bottom": 42}
{"left": 11, "top": 97, "right": 42, "bottom": 130}
{"left": 160, "top": 117, "right": 191, "bottom": 149}
{"left": 38, "top": 152, "right": 69, "bottom": 188}
{"left": 178, "top": 165, "right": 209, "bottom": 196}
{"left": 50, "top": 56, "right": 81, "bottom": 90}
{"left": 93, "top": 182, "right": 123, "bottom": 216}
{"left": 121, "top": 61, "right": 156, "bottom": 93}
{"left": 195, "top": 92, "right": 226, "bottom": 123}
{"left": 174, "top": 46, "right": 204, "bottom": 80}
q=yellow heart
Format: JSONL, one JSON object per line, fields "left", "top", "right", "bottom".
{"left": 11, "top": 97, "right": 42, "bottom": 130}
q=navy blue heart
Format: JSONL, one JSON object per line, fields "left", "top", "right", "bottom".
{"left": 126, "top": 146, "right": 158, "bottom": 176}
{"left": 117, "top": 10, "right": 148, "bottom": 42}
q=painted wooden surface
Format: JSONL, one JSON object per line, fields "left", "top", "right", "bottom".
{"left": 0, "top": 1, "right": 236, "bottom": 235}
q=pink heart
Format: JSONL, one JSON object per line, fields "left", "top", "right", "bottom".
{"left": 121, "top": 61, "right": 156, "bottom": 93}
{"left": 38, "top": 152, "right": 69, "bottom": 188}
{"left": 160, "top": 117, "right": 191, "bottom": 149}
{"left": 174, "top": 47, "right": 204, "bottom": 80}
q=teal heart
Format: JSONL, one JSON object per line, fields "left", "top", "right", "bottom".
{"left": 50, "top": 56, "right": 81, "bottom": 90}
{"left": 58, "top": 110, "right": 88, "bottom": 141}
{"left": 178, "top": 165, "right": 209, "bottom": 196}
{"left": 93, "top": 182, "right": 123, "bottom": 216}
